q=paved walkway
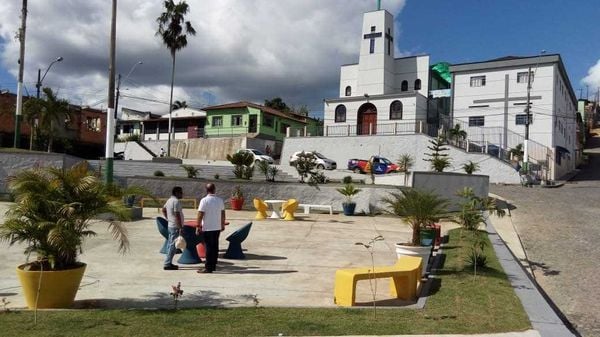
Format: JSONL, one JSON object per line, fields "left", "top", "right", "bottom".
{"left": 490, "top": 128, "right": 600, "bottom": 337}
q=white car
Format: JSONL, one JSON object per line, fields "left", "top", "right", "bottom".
{"left": 239, "top": 149, "right": 274, "bottom": 164}
{"left": 289, "top": 151, "right": 337, "bottom": 170}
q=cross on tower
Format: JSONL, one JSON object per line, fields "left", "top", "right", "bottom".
{"left": 385, "top": 28, "right": 393, "bottom": 56}
{"left": 364, "top": 26, "right": 382, "bottom": 54}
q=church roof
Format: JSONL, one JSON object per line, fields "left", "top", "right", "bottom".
{"left": 204, "top": 101, "right": 313, "bottom": 123}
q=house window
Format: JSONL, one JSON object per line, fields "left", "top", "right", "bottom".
{"left": 345, "top": 86, "right": 351, "bottom": 96}
{"left": 212, "top": 116, "right": 223, "bottom": 127}
{"left": 468, "top": 116, "right": 485, "bottom": 127}
{"left": 517, "top": 71, "right": 534, "bottom": 84}
{"left": 263, "top": 115, "right": 274, "bottom": 127}
{"left": 335, "top": 104, "right": 346, "bottom": 122}
{"left": 414, "top": 79, "right": 421, "bottom": 90}
{"left": 401, "top": 80, "right": 408, "bottom": 91}
{"left": 515, "top": 114, "right": 532, "bottom": 125}
{"left": 231, "top": 115, "right": 243, "bottom": 126}
{"left": 470, "top": 76, "right": 486, "bottom": 87}
{"left": 86, "top": 117, "right": 101, "bottom": 132}
{"left": 389, "top": 100, "right": 403, "bottom": 120}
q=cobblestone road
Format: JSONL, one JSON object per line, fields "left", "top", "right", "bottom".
{"left": 491, "top": 129, "right": 600, "bottom": 337}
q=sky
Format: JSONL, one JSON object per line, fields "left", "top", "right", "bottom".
{"left": 0, "top": 0, "right": 599, "bottom": 119}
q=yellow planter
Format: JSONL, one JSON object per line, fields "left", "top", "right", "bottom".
{"left": 16, "top": 263, "right": 86, "bottom": 309}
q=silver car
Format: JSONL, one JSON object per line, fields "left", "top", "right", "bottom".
{"left": 289, "top": 151, "right": 337, "bottom": 170}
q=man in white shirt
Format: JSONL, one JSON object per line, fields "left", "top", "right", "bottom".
{"left": 196, "top": 183, "right": 225, "bottom": 273}
{"left": 162, "top": 186, "right": 184, "bottom": 270}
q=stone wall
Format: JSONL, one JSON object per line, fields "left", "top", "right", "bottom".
{"left": 0, "top": 151, "right": 85, "bottom": 194}
{"left": 281, "top": 134, "right": 520, "bottom": 184}
{"left": 412, "top": 171, "right": 489, "bottom": 211}
{"left": 125, "top": 176, "right": 401, "bottom": 214}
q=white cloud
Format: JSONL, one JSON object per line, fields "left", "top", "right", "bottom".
{"left": 582, "top": 59, "right": 600, "bottom": 90}
{"left": 0, "top": 0, "right": 407, "bottom": 115}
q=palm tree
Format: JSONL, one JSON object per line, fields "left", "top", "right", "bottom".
{"left": 22, "top": 97, "right": 44, "bottom": 150}
{"left": 447, "top": 123, "right": 467, "bottom": 146}
{"left": 0, "top": 162, "right": 140, "bottom": 270}
{"left": 172, "top": 100, "right": 188, "bottom": 110}
{"left": 509, "top": 144, "right": 524, "bottom": 161}
{"left": 382, "top": 189, "right": 449, "bottom": 246}
{"left": 462, "top": 160, "right": 480, "bottom": 174}
{"left": 397, "top": 153, "right": 414, "bottom": 186}
{"left": 30, "top": 88, "right": 71, "bottom": 153}
{"left": 156, "top": 0, "right": 196, "bottom": 156}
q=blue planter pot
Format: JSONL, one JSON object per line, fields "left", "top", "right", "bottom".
{"left": 342, "top": 203, "right": 356, "bottom": 216}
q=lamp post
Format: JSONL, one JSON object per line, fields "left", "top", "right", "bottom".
{"left": 36, "top": 56, "right": 63, "bottom": 98}
{"left": 114, "top": 61, "right": 142, "bottom": 119}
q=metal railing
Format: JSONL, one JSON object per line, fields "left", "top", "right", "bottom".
{"left": 287, "top": 120, "right": 427, "bottom": 138}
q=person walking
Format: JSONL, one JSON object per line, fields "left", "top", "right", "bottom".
{"left": 162, "top": 186, "right": 184, "bottom": 270}
{"left": 196, "top": 183, "right": 225, "bottom": 273}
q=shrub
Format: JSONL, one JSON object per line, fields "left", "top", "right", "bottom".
{"left": 424, "top": 136, "right": 451, "bottom": 172}
{"left": 256, "top": 161, "right": 278, "bottom": 182}
{"left": 294, "top": 151, "right": 326, "bottom": 185}
{"left": 214, "top": 173, "right": 220, "bottom": 180}
{"left": 181, "top": 164, "right": 200, "bottom": 178}
{"left": 454, "top": 187, "right": 506, "bottom": 231}
{"left": 342, "top": 176, "right": 353, "bottom": 184}
{"left": 462, "top": 161, "right": 480, "bottom": 175}
{"left": 227, "top": 151, "right": 254, "bottom": 180}
{"left": 154, "top": 170, "right": 165, "bottom": 177}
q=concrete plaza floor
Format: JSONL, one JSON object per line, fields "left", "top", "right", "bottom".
{"left": 0, "top": 205, "right": 432, "bottom": 309}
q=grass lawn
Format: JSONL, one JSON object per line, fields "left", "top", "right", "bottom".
{"left": 0, "top": 228, "right": 530, "bottom": 336}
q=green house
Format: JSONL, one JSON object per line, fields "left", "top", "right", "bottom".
{"left": 203, "top": 101, "right": 319, "bottom": 141}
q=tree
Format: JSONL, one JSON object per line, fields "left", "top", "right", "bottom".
{"left": 509, "top": 144, "right": 524, "bottom": 161}
{"left": 28, "top": 88, "right": 71, "bottom": 153}
{"left": 264, "top": 97, "right": 290, "bottom": 112}
{"left": 172, "top": 100, "right": 187, "bottom": 110}
{"left": 156, "top": 0, "right": 196, "bottom": 156}
{"left": 447, "top": 123, "right": 467, "bottom": 146}
{"left": 291, "top": 104, "right": 309, "bottom": 116}
{"left": 462, "top": 160, "right": 480, "bottom": 175}
{"left": 423, "top": 136, "right": 451, "bottom": 172}
{"left": 226, "top": 151, "right": 254, "bottom": 180}
{"left": 397, "top": 153, "right": 414, "bottom": 186}
{"left": 23, "top": 97, "right": 44, "bottom": 150}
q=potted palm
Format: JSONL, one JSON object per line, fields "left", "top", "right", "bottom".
{"left": 381, "top": 188, "right": 449, "bottom": 274}
{"left": 230, "top": 185, "right": 244, "bottom": 210}
{"left": 336, "top": 183, "right": 361, "bottom": 215}
{"left": 0, "top": 162, "right": 140, "bottom": 309}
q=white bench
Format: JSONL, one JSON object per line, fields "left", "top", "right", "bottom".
{"left": 298, "top": 204, "right": 333, "bottom": 215}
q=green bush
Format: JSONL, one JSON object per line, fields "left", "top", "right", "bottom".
{"left": 227, "top": 151, "right": 254, "bottom": 180}
{"left": 342, "top": 176, "right": 353, "bottom": 184}
{"left": 154, "top": 170, "right": 165, "bottom": 177}
{"left": 181, "top": 165, "right": 200, "bottom": 178}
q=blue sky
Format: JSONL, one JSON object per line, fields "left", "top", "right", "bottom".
{"left": 0, "top": 0, "right": 598, "bottom": 116}
{"left": 398, "top": 0, "right": 600, "bottom": 99}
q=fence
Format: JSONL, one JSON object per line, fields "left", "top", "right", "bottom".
{"left": 287, "top": 120, "right": 427, "bottom": 138}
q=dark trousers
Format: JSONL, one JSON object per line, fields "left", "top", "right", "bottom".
{"left": 203, "top": 230, "right": 220, "bottom": 271}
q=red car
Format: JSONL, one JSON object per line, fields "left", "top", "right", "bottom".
{"left": 347, "top": 156, "right": 400, "bottom": 174}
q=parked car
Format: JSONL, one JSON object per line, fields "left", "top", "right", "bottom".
{"left": 347, "top": 156, "right": 400, "bottom": 174}
{"left": 239, "top": 149, "right": 274, "bottom": 164}
{"left": 289, "top": 151, "right": 337, "bottom": 170}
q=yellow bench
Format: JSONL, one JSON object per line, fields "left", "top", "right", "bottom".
{"left": 140, "top": 197, "right": 197, "bottom": 211}
{"left": 334, "top": 256, "right": 422, "bottom": 307}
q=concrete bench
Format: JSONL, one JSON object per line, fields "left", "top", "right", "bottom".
{"left": 334, "top": 256, "right": 422, "bottom": 307}
{"left": 298, "top": 203, "right": 333, "bottom": 215}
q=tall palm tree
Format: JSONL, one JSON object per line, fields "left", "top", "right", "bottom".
{"left": 35, "top": 88, "right": 71, "bottom": 153}
{"left": 156, "top": 0, "right": 196, "bottom": 156}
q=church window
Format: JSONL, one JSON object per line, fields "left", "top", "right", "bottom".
{"left": 345, "top": 86, "right": 351, "bottom": 96}
{"left": 468, "top": 116, "right": 485, "bottom": 127}
{"left": 401, "top": 80, "right": 408, "bottom": 92}
{"left": 335, "top": 105, "right": 346, "bottom": 123}
{"left": 470, "top": 76, "right": 486, "bottom": 87}
{"left": 414, "top": 79, "right": 421, "bottom": 90}
{"left": 389, "top": 100, "right": 403, "bottom": 120}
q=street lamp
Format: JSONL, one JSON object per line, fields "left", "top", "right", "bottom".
{"left": 114, "top": 60, "right": 143, "bottom": 118}
{"left": 36, "top": 56, "right": 63, "bottom": 98}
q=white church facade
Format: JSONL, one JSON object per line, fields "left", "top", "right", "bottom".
{"left": 323, "top": 10, "right": 431, "bottom": 136}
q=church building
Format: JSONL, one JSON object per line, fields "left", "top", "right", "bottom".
{"left": 323, "top": 9, "right": 431, "bottom": 136}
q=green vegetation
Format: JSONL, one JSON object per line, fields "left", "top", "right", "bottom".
{"left": 424, "top": 136, "right": 451, "bottom": 172}
{"left": 226, "top": 151, "right": 254, "bottom": 180}
{"left": 180, "top": 164, "right": 200, "bottom": 178}
{"left": 0, "top": 229, "right": 529, "bottom": 336}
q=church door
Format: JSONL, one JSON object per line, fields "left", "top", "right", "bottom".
{"left": 357, "top": 103, "right": 377, "bottom": 135}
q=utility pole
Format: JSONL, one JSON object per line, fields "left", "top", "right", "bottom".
{"left": 104, "top": 0, "right": 117, "bottom": 184}
{"left": 523, "top": 66, "right": 532, "bottom": 170}
{"left": 14, "top": 0, "right": 27, "bottom": 148}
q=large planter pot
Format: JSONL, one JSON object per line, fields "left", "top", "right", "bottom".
{"left": 342, "top": 202, "right": 356, "bottom": 216}
{"left": 230, "top": 197, "right": 244, "bottom": 211}
{"left": 16, "top": 263, "right": 86, "bottom": 309}
{"left": 420, "top": 228, "right": 436, "bottom": 246}
{"left": 395, "top": 244, "right": 431, "bottom": 276}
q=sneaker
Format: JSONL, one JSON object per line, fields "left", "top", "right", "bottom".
{"left": 163, "top": 264, "right": 179, "bottom": 270}
{"left": 197, "top": 268, "right": 213, "bottom": 274}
